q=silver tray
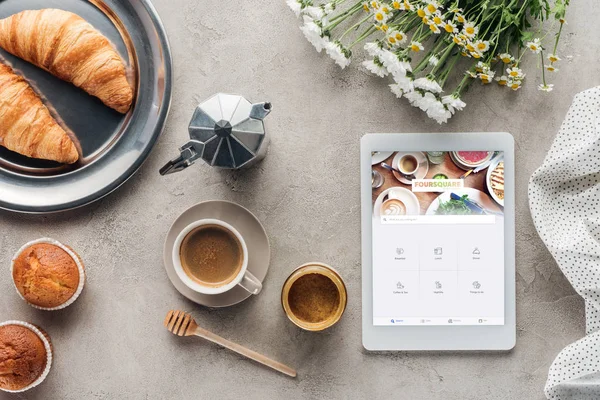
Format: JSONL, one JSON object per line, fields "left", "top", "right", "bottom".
{"left": 0, "top": 0, "right": 172, "bottom": 213}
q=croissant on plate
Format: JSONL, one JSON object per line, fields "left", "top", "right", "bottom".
{"left": 0, "top": 9, "right": 133, "bottom": 113}
{"left": 0, "top": 63, "right": 78, "bottom": 164}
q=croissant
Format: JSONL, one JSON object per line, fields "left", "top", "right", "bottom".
{"left": 0, "top": 63, "right": 78, "bottom": 164}
{"left": 0, "top": 9, "right": 133, "bottom": 114}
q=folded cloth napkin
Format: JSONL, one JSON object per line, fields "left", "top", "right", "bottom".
{"left": 529, "top": 87, "right": 600, "bottom": 399}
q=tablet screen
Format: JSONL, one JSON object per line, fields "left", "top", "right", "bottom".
{"left": 371, "top": 151, "right": 505, "bottom": 326}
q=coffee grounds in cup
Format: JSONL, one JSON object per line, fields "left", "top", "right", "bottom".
{"left": 288, "top": 273, "right": 340, "bottom": 323}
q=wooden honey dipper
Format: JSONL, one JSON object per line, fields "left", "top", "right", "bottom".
{"left": 164, "top": 310, "right": 297, "bottom": 378}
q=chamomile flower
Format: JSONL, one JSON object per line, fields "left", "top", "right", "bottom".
{"left": 414, "top": 77, "right": 443, "bottom": 93}
{"left": 451, "top": 34, "right": 463, "bottom": 45}
{"left": 410, "top": 41, "right": 424, "bottom": 52}
{"left": 325, "top": 41, "right": 351, "bottom": 69}
{"left": 526, "top": 38, "right": 543, "bottom": 54}
{"left": 442, "top": 21, "right": 458, "bottom": 33}
{"left": 478, "top": 70, "right": 495, "bottom": 84}
{"left": 509, "top": 80, "right": 522, "bottom": 91}
{"left": 425, "top": 1, "right": 440, "bottom": 15}
{"left": 498, "top": 53, "right": 513, "bottom": 64}
{"left": 373, "top": 6, "right": 390, "bottom": 22}
{"left": 429, "top": 23, "right": 441, "bottom": 34}
{"left": 473, "top": 40, "right": 490, "bottom": 53}
{"left": 442, "top": 94, "right": 466, "bottom": 114}
{"left": 429, "top": 55, "right": 439, "bottom": 66}
{"left": 495, "top": 75, "right": 508, "bottom": 86}
{"left": 462, "top": 22, "right": 478, "bottom": 39}
{"left": 454, "top": 13, "right": 466, "bottom": 24}
{"left": 475, "top": 61, "right": 488, "bottom": 73}
{"left": 471, "top": 52, "right": 482, "bottom": 59}
{"left": 370, "top": 1, "right": 380, "bottom": 7}
{"left": 506, "top": 67, "right": 524, "bottom": 80}
{"left": 388, "top": 30, "right": 407, "bottom": 46}
{"left": 545, "top": 64, "right": 559, "bottom": 72}
{"left": 538, "top": 83, "right": 554, "bottom": 92}
{"left": 432, "top": 13, "right": 443, "bottom": 26}
{"left": 364, "top": 42, "right": 384, "bottom": 57}
{"left": 395, "top": 0, "right": 413, "bottom": 10}
{"left": 466, "top": 70, "right": 477, "bottom": 78}
{"left": 548, "top": 54, "right": 561, "bottom": 63}
{"left": 417, "top": 8, "right": 427, "bottom": 18}
{"left": 363, "top": 57, "right": 388, "bottom": 77}
{"left": 375, "top": 23, "right": 389, "bottom": 32}
{"left": 363, "top": 1, "right": 371, "bottom": 12}
{"left": 286, "top": 0, "right": 303, "bottom": 17}
{"left": 300, "top": 16, "right": 328, "bottom": 52}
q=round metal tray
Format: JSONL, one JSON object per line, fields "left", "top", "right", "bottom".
{"left": 0, "top": 0, "right": 172, "bottom": 213}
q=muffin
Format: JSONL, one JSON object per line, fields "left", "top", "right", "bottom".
{"left": 12, "top": 238, "right": 85, "bottom": 310}
{"left": 0, "top": 321, "right": 52, "bottom": 393}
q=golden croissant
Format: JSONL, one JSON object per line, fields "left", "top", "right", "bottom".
{"left": 0, "top": 9, "right": 133, "bottom": 113}
{"left": 0, "top": 63, "right": 78, "bottom": 164}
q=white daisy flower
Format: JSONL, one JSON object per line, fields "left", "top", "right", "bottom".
{"left": 462, "top": 21, "right": 478, "bottom": 39}
{"left": 498, "top": 53, "right": 513, "bottom": 64}
{"left": 286, "top": 0, "right": 303, "bottom": 17}
{"left": 414, "top": 77, "right": 443, "bottom": 93}
{"left": 323, "top": 3, "right": 334, "bottom": 15}
{"left": 427, "top": 102, "right": 452, "bottom": 124}
{"left": 538, "top": 83, "right": 554, "bottom": 92}
{"left": 325, "top": 41, "right": 351, "bottom": 69}
{"left": 409, "top": 41, "right": 424, "bottom": 52}
{"left": 364, "top": 42, "right": 383, "bottom": 57}
{"left": 526, "top": 38, "right": 543, "bottom": 54}
{"left": 475, "top": 61, "right": 488, "bottom": 73}
{"left": 429, "top": 55, "right": 439, "bottom": 66}
{"left": 545, "top": 64, "right": 559, "bottom": 72}
{"left": 300, "top": 16, "right": 328, "bottom": 52}
{"left": 454, "top": 13, "right": 466, "bottom": 24}
{"left": 390, "top": 83, "right": 405, "bottom": 98}
{"left": 305, "top": 6, "right": 326, "bottom": 20}
{"left": 363, "top": 57, "right": 388, "bottom": 77}
{"left": 390, "top": 74, "right": 414, "bottom": 93}
{"left": 548, "top": 54, "right": 561, "bottom": 63}
{"left": 442, "top": 95, "right": 466, "bottom": 114}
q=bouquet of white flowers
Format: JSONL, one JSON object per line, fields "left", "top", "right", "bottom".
{"left": 287, "top": 0, "right": 570, "bottom": 123}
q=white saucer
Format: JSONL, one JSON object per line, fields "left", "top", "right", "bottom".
{"left": 391, "top": 151, "right": 429, "bottom": 184}
{"left": 371, "top": 151, "right": 394, "bottom": 165}
{"left": 373, "top": 187, "right": 420, "bottom": 216}
{"left": 163, "top": 200, "right": 270, "bottom": 308}
{"left": 425, "top": 188, "right": 501, "bottom": 215}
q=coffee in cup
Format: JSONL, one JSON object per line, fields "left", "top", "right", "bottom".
{"left": 173, "top": 219, "right": 262, "bottom": 295}
{"left": 180, "top": 224, "right": 243, "bottom": 288}
{"left": 380, "top": 198, "right": 406, "bottom": 215}
{"left": 281, "top": 263, "right": 347, "bottom": 331}
{"left": 398, "top": 154, "right": 419, "bottom": 175}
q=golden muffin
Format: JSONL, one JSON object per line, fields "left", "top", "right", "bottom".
{"left": 12, "top": 238, "right": 85, "bottom": 310}
{"left": 0, "top": 322, "right": 52, "bottom": 392}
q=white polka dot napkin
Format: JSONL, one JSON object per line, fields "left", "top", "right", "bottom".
{"left": 529, "top": 87, "right": 600, "bottom": 399}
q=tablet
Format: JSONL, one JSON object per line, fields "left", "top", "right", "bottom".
{"left": 361, "top": 133, "right": 515, "bottom": 351}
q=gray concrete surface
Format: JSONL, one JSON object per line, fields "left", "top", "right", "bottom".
{"left": 0, "top": 0, "right": 597, "bottom": 398}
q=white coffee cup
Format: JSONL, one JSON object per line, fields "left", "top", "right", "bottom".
{"left": 172, "top": 219, "right": 262, "bottom": 295}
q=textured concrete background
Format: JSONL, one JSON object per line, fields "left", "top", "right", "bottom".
{"left": 0, "top": 0, "right": 598, "bottom": 399}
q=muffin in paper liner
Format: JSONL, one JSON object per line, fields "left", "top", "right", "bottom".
{"left": 0, "top": 320, "right": 53, "bottom": 393}
{"left": 11, "top": 238, "right": 86, "bottom": 311}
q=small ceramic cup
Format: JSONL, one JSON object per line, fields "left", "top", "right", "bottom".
{"left": 281, "top": 262, "right": 347, "bottom": 331}
{"left": 172, "top": 219, "right": 262, "bottom": 295}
